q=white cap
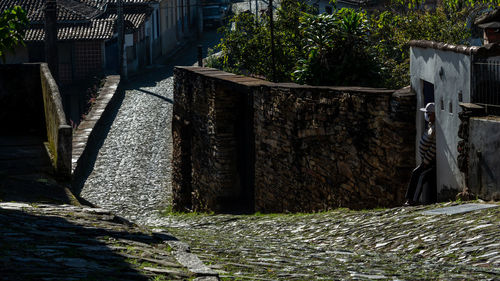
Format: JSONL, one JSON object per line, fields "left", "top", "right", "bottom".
{"left": 419, "top": 102, "right": 435, "bottom": 113}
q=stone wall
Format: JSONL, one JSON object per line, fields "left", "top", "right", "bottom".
{"left": 173, "top": 67, "right": 416, "bottom": 212}
{"left": 254, "top": 85, "right": 416, "bottom": 212}
{"left": 173, "top": 67, "right": 261, "bottom": 212}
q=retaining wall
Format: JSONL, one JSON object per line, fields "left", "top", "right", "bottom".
{"left": 173, "top": 67, "right": 416, "bottom": 212}
{"left": 40, "top": 64, "right": 72, "bottom": 177}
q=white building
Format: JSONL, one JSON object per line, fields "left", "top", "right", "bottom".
{"left": 410, "top": 40, "right": 500, "bottom": 200}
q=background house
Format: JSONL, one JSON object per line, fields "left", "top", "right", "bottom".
{"left": 1, "top": 0, "right": 201, "bottom": 124}
{"left": 0, "top": 0, "right": 162, "bottom": 82}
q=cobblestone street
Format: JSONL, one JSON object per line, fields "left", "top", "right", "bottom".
{"left": 161, "top": 203, "right": 500, "bottom": 280}
{"left": 78, "top": 32, "right": 500, "bottom": 280}
{"left": 80, "top": 32, "right": 222, "bottom": 225}
{"left": 0, "top": 202, "right": 196, "bottom": 280}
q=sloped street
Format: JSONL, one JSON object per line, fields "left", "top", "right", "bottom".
{"left": 76, "top": 31, "right": 500, "bottom": 281}
{"left": 0, "top": 202, "right": 195, "bottom": 280}
{"left": 79, "top": 31, "right": 222, "bottom": 225}
{"left": 161, "top": 203, "right": 500, "bottom": 280}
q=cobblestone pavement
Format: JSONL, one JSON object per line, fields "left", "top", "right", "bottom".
{"left": 159, "top": 202, "right": 500, "bottom": 280}
{"left": 77, "top": 32, "right": 500, "bottom": 280}
{"left": 0, "top": 202, "right": 192, "bottom": 280}
{"left": 80, "top": 31, "right": 222, "bottom": 225}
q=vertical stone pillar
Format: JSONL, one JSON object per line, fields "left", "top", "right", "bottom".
{"left": 172, "top": 68, "right": 193, "bottom": 211}
{"left": 44, "top": 0, "right": 58, "bottom": 81}
{"left": 457, "top": 103, "right": 486, "bottom": 200}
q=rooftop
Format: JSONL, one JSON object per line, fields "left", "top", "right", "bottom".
{"left": 409, "top": 39, "right": 500, "bottom": 57}
{"left": 0, "top": 0, "right": 153, "bottom": 41}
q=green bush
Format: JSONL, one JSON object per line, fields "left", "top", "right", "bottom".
{"left": 0, "top": 6, "right": 28, "bottom": 61}
{"left": 293, "top": 9, "right": 382, "bottom": 86}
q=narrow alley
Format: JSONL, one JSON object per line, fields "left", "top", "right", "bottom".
{"left": 79, "top": 32, "right": 221, "bottom": 225}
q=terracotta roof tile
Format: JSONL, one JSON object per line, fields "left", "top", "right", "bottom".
{"left": 105, "top": 13, "right": 147, "bottom": 29}
{"left": 26, "top": 19, "right": 115, "bottom": 41}
{"left": 0, "top": 0, "right": 151, "bottom": 41}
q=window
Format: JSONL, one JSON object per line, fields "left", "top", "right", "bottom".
{"left": 449, "top": 101, "right": 453, "bottom": 113}
{"left": 458, "top": 91, "right": 463, "bottom": 102}
{"left": 440, "top": 97, "right": 444, "bottom": 110}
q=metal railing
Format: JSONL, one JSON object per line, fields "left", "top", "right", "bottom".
{"left": 472, "top": 57, "right": 500, "bottom": 115}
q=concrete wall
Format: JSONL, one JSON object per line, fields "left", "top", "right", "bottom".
{"left": 410, "top": 46, "right": 472, "bottom": 200}
{"left": 40, "top": 64, "right": 72, "bottom": 177}
{"left": 173, "top": 67, "right": 416, "bottom": 212}
{"left": 468, "top": 116, "right": 500, "bottom": 200}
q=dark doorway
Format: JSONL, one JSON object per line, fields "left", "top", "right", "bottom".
{"left": 105, "top": 39, "right": 119, "bottom": 72}
{"left": 423, "top": 80, "right": 435, "bottom": 105}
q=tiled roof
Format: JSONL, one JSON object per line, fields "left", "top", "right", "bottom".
{"left": 0, "top": 0, "right": 102, "bottom": 22}
{"left": 25, "top": 19, "right": 115, "bottom": 41}
{"left": 0, "top": 0, "right": 152, "bottom": 41}
{"left": 77, "top": 0, "right": 108, "bottom": 9}
{"left": 105, "top": 13, "right": 147, "bottom": 29}
{"left": 105, "top": 0, "right": 155, "bottom": 3}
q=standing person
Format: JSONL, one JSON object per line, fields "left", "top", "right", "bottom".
{"left": 404, "top": 102, "right": 437, "bottom": 206}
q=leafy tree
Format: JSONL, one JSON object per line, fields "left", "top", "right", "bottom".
{"left": 216, "top": 0, "right": 313, "bottom": 81}
{"left": 0, "top": 6, "right": 28, "bottom": 62}
{"left": 209, "top": 0, "right": 485, "bottom": 88}
{"left": 371, "top": 7, "right": 471, "bottom": 88}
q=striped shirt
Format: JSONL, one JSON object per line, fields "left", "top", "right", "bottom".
{"left": 419, "top": 125, "right": 436, "bottom": 165}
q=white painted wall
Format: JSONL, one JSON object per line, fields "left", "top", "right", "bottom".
{"left": 410, "top": 46, "right": 437, "bottom": 158}
{"left": 410, "top": 46, "right": 472, "bottom": 199}
{"left": 125, "top": 34, "right": 134, "bottom": 47}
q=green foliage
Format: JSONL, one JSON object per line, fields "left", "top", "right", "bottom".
{"left": 214, "top": 0, "right": 313, "bottom": 81}
{"left": 393, "top": 0, "right": 500, "bottom": 11}
{"left": 371, "top": 7, "right": 471, "bottom": 88}
{"left": 293, "top": 9, "right": 381, "bottom": 86}
{"left": 209, "top": 0, "right": 475, "bottom": 88}
{"left": 0, "top": 6, "right": 28, "bottom": 61}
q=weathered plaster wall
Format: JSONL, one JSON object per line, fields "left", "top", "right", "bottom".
{"left": 410, "top": 46, "right": 471, "bottom": 200}
{"left": 173, "top": 67, "right": 416, "bottom": 212}
{"left": 468, "top": 116, "right": 500, "bottom": 200}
